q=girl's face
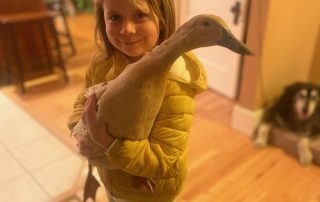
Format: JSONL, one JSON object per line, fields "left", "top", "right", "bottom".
{"left": 103, "top": 0, "right": 160, "bottom": 62}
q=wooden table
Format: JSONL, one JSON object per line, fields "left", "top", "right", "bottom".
{"left": 0, "top": 0, "right": 68, "bottom": 91}
{"left": 0, "top": 0, "right": 47, "bottom": 85}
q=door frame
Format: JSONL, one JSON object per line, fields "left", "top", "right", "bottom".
{"left": 232, "top": 0, "right": 270, "bottom": 136}
{"left": 174, "top": 0, "right": 252, "bottom": 99}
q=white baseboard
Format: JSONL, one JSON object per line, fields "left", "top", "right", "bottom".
{"left": 231, "top": 105, "right": 263, "bottom": 137}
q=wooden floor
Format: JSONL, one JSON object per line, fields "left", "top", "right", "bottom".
{"left": 2, "top": 14, "right": 320, "bottom": 202}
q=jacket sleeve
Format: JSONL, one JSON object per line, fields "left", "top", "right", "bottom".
{"left": 67, "top": 67, "right": 93, "bottom": 131}
{"left": 68, "top": 53, "right": 114, "bottom": 130}
{"left": 102, "top": 80, "right": 196, "bottom": 178}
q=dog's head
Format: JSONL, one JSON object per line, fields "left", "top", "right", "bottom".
{"left": 284, "top": 82, "right": 320, "bottom": 121}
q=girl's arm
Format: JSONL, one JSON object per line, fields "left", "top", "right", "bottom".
{"left": 82, "top": 94, "right": 115, "bottom": 150}
{"left": 68, "top": 61, "right": 94, "bottom": 131}
{"left": 68, "top": 53, "right": 112, "bottom": 130}
{"left": 97, "top": 80, "right": 196, "bottom": 178}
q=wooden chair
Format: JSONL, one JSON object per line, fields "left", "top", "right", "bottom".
{"left": 0, "top": 0, "right": 48, "bottom": 86}
{"left": 0, "top": 11, "right": 69, "bottom": 93}
{"left": 45, "top": 0, "right": 76, "bottom": 56}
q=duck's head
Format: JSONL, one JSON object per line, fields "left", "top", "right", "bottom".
{"left": 174, "top": 14, "right": 253, "bottom": 55}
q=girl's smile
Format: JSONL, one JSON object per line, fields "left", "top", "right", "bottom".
{"left": 103, "top": 0, "right": 160, "bottom": 62}
{"left": 121, "top": 38, "right": 143, "bottom": 45}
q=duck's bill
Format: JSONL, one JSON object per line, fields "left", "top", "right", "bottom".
{"left": 217, "top": 29, "right": 253, "bottom": 55}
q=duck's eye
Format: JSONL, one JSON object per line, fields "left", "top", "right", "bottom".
{"left": 203, "top": 21, "right": 210, "bottom": 27}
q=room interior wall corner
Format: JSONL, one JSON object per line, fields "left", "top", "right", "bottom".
{"left": 232, "top": 0, "right": 270, "bottom": 136}
{"left": 237, "top": 0, "right": 270, "bottom": 111}
{"left": 309, "top": 25, "right": 320, "bottom": 84}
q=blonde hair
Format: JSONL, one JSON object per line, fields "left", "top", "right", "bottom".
{"left": 94, "top": 0, "right": 176, "bottom": 58}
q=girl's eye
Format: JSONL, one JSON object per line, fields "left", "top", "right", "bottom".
{"left": 108, "top": 15, "right": 121, "bottom": 22}
{"left": 135, "top": 12, "right": 147, "bottom": 20}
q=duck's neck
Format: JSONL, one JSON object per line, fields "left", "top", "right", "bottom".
{"left": 157, "top": 36, "right": 184, "bottom": 58}
{"left": 142, "top": 35, "right": 186, "bottom": 73}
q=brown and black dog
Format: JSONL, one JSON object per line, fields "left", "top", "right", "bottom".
{"left": 255, "top": 82, "right": 320, "bottom": 164}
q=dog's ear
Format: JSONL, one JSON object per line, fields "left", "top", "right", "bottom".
{"left": 317, "top": 84, "right": 320, "bottom": 106}
{"left": 284, "top": 82, "right": 304, "bottom": 93}
{"left": 271, "top": 83, "right": 300, "bottom": 113}
{"left": 282, "top": 82, "right": 305, "bottom": 100}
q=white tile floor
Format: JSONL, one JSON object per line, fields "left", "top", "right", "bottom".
{"left": 0, "top": 92, "right": 85, "bottom": 202}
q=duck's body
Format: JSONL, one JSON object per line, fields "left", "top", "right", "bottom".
{"left": 94, "top": 14, "right": 252, "bottom": 140}
{"left": 97, "top": 46, "right": 177, "bottom": 139}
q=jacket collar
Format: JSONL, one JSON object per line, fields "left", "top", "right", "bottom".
{"left": 168, "top": 52, "right": 207, "bottom": 94}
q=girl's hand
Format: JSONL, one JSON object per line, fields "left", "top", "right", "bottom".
{"left": 72, "top": 120, "right": 106, "bottom": 158}
{"left": 77, "top": 131, "right": 106, "bottom": 158}
{"left": 82, "top": 94, "right": 115, "bottom": 150}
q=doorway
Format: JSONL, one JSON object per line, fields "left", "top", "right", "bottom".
{"left": 175, "top": 0, "right": 250, "bottom": 99}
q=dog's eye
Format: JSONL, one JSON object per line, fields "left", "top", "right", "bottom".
{"left": 298, "top": 94, "right": 307, "bottom": 100}
{"left": 310, "top": 90, "right": 319, "bottom": 101}
{"left": 297, "top": 89, "right": 308, "bottom": 100}
{"left": 310, "top": 95, "right": 319, "bottom": 101}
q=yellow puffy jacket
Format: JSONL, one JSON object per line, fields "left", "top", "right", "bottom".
{"left": 68, "top": 51, "right": 207, "bottom": 202}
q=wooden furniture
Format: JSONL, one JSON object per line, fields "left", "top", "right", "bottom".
{"left": 0, "top": 0, "right": 70, "bottom": 92}
{"left": 0, "top": 11, "right": 69, "bottom": 93}
{"left": 0, "top": 0, "right": 47, "bottom": 14}
{"left": 0, "top": 0, "right": 43, "bottom": 84}
{"left": 45, "top": 0, "right": 76, "bottom": 56}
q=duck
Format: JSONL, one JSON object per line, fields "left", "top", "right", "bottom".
{"left": 94, "top": 14, "right": 253, "bottom": 140}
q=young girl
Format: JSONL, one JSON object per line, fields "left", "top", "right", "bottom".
{"left": 68, "top": 0, "right": 207, "bottom": 201}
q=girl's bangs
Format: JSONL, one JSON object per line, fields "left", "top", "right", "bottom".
{"left": 128, "top": 0, "right": 154, "bottom": 13}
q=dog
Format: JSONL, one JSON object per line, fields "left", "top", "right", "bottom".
{"left": 255, "top": 82, "right": 320, "bottom": 165}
